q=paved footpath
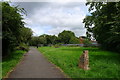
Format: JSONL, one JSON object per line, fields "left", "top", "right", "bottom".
{"left": 9, "top": 47, "right": 65, "bottom": 78}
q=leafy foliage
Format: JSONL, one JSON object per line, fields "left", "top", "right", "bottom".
{"left": 15, "top": 43, "right": 29, "bottom": 51}
{"left": 46, "top": 35, "right": 58, "bottom": 44}
{"left": 30, "top": 34, "right": 58, "bottom": 46}
{"left": 29, "top": 36, "right": 40, "bottom": 46}
{"left": 2, "top": 2, "right": 32, "bottom": 56}
{"left": 30, "top": 30, "right": 80, "bottom": 46}
{"left": 30, "top": 30, "right": 81, "bottom": 46}
{"left": 58, "top": 30, "right": 78, "bottom": 44}
{"left": 83, "top": 39, "right": 92, "bottom": 47}
{"left": 53, "top": 44, "right": 60, "bottom": 48}
{"left": 69, "top": 36, "right": 80, "bottom": 44}
{"left": 83, "top": 2, "right": 120, "bottom": 52}
{"left": 19, "top": 27, "right": 33, "bottom": 44}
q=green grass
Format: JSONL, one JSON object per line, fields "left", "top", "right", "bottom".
{"left": 2, "top": 50, "right": 26, "bottom": 78}
{"left": 38, "top": 46, "right": 120, "bottom": 78}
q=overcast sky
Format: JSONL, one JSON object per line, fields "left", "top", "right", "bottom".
{"left": 11, "top": 2, "right": 90, "bottom": 37}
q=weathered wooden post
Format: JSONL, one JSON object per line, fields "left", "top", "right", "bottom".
{"left": 78, "top": 50, "right": 89, "bottom": 70}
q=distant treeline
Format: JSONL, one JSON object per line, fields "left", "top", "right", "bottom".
{"left": 29, "top": 30, "right": 84, "bottom": 46}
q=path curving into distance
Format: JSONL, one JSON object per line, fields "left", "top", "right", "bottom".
{"left": 8, "top": 47, "right": 65, "bottom": 78}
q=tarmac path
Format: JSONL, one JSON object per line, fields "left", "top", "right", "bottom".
{"left": 9, "top": 47, "right": 65, "bottom": 78}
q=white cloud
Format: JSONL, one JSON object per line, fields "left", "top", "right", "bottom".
{"left": 10, "top": 0, "right": 87, "bottom": 2}
{"left": 21, "top": 2, "right": 88, "bottom": 37}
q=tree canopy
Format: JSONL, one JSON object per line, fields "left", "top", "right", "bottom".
{"left": 2, "top": 2, "right": 33, "bottom": 56}
{"left": 58, "top": 30, "right": 79, "bottom": 44}
{"left": 83, "top": 2, "right": 120, "bottom": 52}
{"left": 30, "top": 34, "right": 58, "bottom": 46}
{"left": 30, "top": 30, "right": 80, "bottom": 46}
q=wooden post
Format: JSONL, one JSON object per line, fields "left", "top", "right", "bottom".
{"left": 78, "top": 50, "right": 89, "bottom": 70}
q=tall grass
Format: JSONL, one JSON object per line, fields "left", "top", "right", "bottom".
{"left": 38, "top": 46, "right": 120, "bottom": 78}
{"left": 2, "top": 50, "right": 26, "bottom": 78}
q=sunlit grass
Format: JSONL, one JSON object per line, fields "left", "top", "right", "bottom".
{"left": 38, "top": 46, "right": 120, "bottom": 78}
{"left": 2, "top": 50, "right": 26, "bottom": 78}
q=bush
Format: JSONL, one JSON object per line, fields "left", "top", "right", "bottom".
{"left": 15, "top": 43, "right": 29, "bottom": 51}
{"left": 53, "top": 44, "right": 60, "bottom": 48}
{"left": 83, "top": 39, "right": 92, "bottom": 47}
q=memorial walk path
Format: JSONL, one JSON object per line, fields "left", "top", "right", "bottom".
{"left": 9, "top": 47, "right": 65, "bottom": 78}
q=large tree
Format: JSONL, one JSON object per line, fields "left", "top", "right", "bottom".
{"left": 2, "top": 2, "right": 31, "bottom": 56}
{"left": 83, "top": 2, "right": 120, "bottom": 52}
{"left": 45, "top": 35, "right": 58, "bottom": 44}
{"left": 69, "top": 36, "right": 79, "bottom": 44}
{"left": 58, "top": 30, "right": 77, "bottom": 44}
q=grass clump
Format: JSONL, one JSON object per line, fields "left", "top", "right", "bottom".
{"left": 38, "top": 46, "right": 120, "bottom": 78}
{"left": 2, "top": 50, "right": 26, "bottom": 78}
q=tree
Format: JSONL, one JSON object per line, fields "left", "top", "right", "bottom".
{"left": 29, "top": 37, "right": 39, "bottom": 46}
{"left": 45, "top": 35, "right": 58, "bottom": 44}
{"left": 19, "top": 27, "right": 33, "bottom": 44}
{"left": 58, "top": 30, "right": 76, "bottom": 44}
{"left": 51, "top": 35, "right": 58, "bottom": 44}
{"left": 39, "top": 36, "right": 47, "bottom": 45}
{"left": 83, "top": 39, "right": 91, "bottom": 47}
{"left": 69, "top": 37, "right": 80, "bottom": 44}
{"left": 30, "top": 36, "right": 47, "bottom": 46}
{"left": 83, "top": 2, "right": 120, "bottom": 52}
{"left": 2, "top": 2, "right": 31, "bottom": 56}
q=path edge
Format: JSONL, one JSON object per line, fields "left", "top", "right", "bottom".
{"left": 37, "top": 48, "right": 70, "bottom": 78}
{"left": 3, "top": 51, "right": 28, "bottom": 79}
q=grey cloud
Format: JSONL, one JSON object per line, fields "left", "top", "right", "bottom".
{"left": 12, "top": 2, "right": 50, "bottom": 16}
{"left": 12, "top": 2, "right": 88, "bottom": 37}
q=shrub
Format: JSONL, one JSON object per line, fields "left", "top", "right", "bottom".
{"left": 53, "top": 44, "right": 60, "bottom": 48}
{"left": 15, "top": 43, "right": 29, "bottom": 51}
{"left": 83, "top": 39, "right": 92, "bottom": 47}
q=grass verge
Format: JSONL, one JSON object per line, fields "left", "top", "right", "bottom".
{"left": 2, "top": 50, "right": 26, "bottom": 78}
{"left": 38, "top": 46, "right": 120, "bottom": 78}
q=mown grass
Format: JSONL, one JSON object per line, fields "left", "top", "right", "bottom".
{"left": 2, "top": 50, "right": 26, "bottom": 78}
{"left": 38, "top": 46, "right": 120, "bottom": 78}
